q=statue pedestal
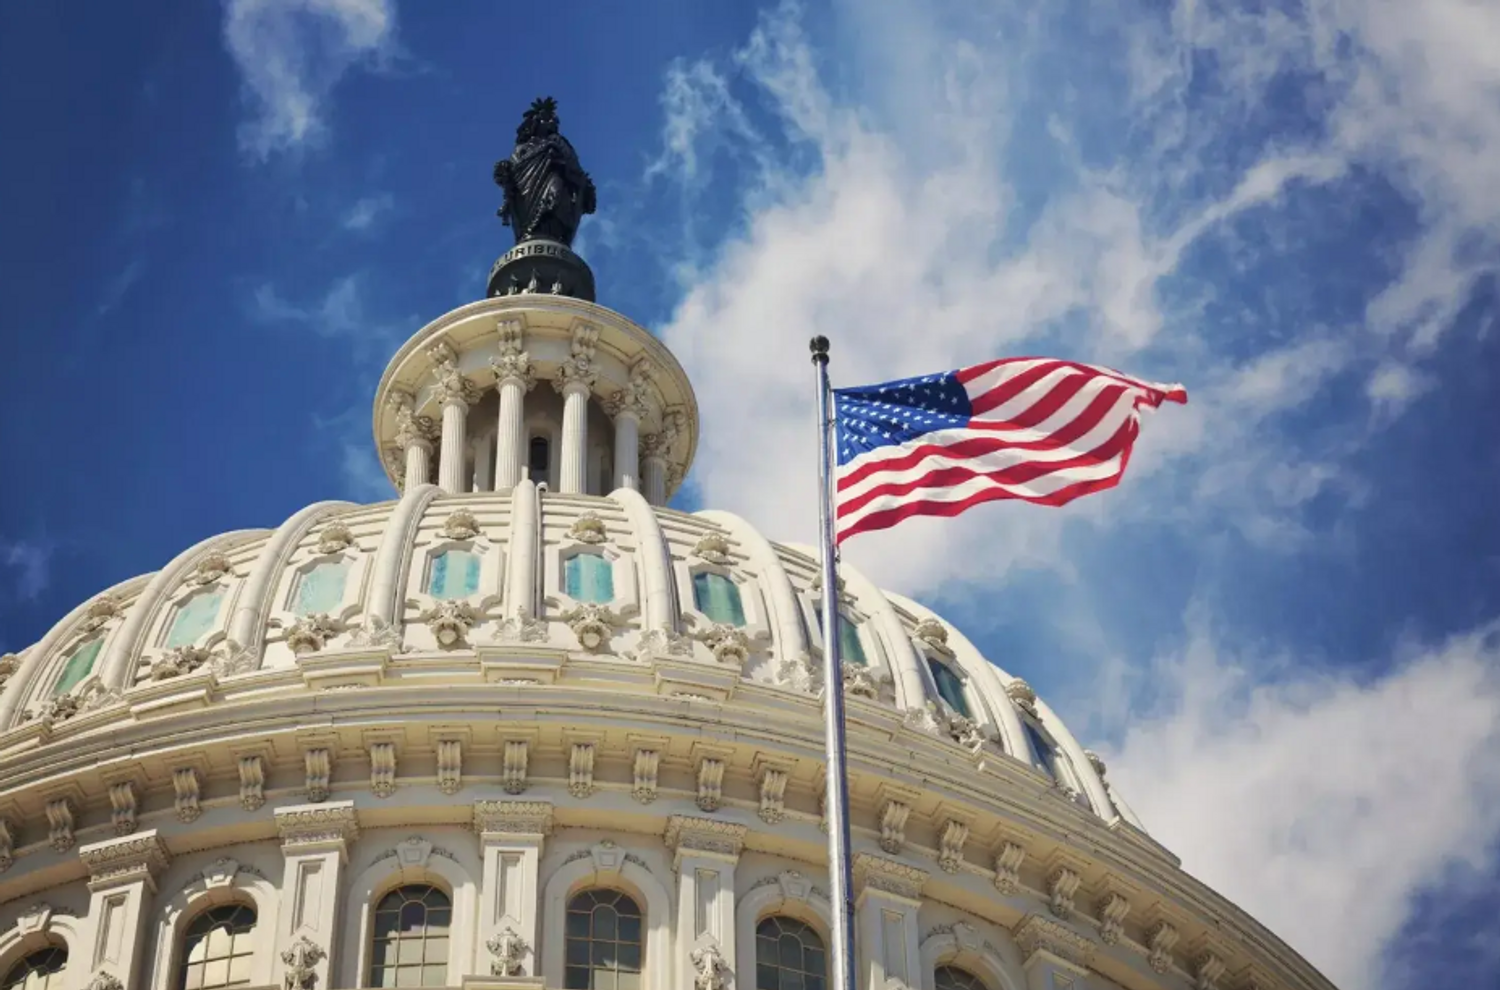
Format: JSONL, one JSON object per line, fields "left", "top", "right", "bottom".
{"left": 487, "top": 239, "right": 596, "bottom": 301}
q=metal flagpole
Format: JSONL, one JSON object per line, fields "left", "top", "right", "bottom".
{"left": 810, "top": 335, "right": 858, "bottom": 990}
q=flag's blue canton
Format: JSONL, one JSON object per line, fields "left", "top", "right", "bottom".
{"left": 832, "top": 371, "right": 972, "bottom": 467}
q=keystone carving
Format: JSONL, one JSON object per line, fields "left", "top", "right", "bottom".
{"left": 0, "top": 653, "right": 20, "bottom": 688}
{"left": 315, "top": 521, "right": 355, "bottom": 555}
{"left": 560, "top": 603, "right": 620, "bottom": 651}
{"left": 286, "top": 613, "right": 339, "bottom": 654}
{"left": 912, "top": 617, "right": 952, "bottom": 653}
{"left": 1006, "top": 678, "right": 1038, "bottom": 715}
{"left": 690, "top": 531, "right": 733, "bottom": 565}
{"left": 568, "top": 512, "right": 608, "bottom": 544}
{"left": 188, "top": 551, "right": 233, "bottom": 586}
{"left": 420, "top": 600, "right": 481, "bottom": 648}
{"left": 440, "top": 509, "right": 481, "bottom": 541}
{"left": 79, "top": 594, "right": 124, "bottom": 634}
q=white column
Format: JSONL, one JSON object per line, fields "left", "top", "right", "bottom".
{"left": 78, "top": 831, "right": 171, "bottom": 990}
{"left": 640, "top": 409, "right": 683, "bottom": 506}
{"left": 553, "top": 324, "right": 599, "bottom": 495}
{"left": 556, "top": 378, "right": 591, "bottom": 494}
{"left": 403, "top": 436, "right": 433, "bottom": 490}
{"left": 665, "top": 816, "right": 744, "bottom": 989}
{"left": 852, "top": 854, "right": 927, "bottom": 990}
{"left": 473, "top": 436, "right": 493, "bottom": 493}
{"left": 438, "top": 396, "right": 469, "bottom": 493}
{"left": 473, "top": 801, "right": 553, "bottom": 978}
{"left": 642, "top": 454, "right": 667, "bottom": 506}
{"left": 491, "top": 321, "right": 534, "bottom": 491}
{"left": 612, "top": 411, "right": 640, "bottom": 492}
{"left": 274, "top": 801, "right": 359, "bottom": 990}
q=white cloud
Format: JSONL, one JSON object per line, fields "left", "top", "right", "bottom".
{"left": 222, "top": 0, "right": 396, "bottom": 160}
{"left": 342, "top": 193, "right": 393, "bottom": 231}
{"left": 1101, "top": 617, "right": 1500, "bottom": 990}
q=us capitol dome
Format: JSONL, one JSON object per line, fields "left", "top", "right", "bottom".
{"left": 0, "top": 98, "right": 1335, "bottom": 990}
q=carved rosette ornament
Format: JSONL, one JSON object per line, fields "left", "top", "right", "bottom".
{"left": 488, "top": 926, "right": 530, "bottom": 976}
{"left": 560, "top": 603, "right": 620, "bottom": 651}
{"left": 280, "top": 935, "right": 325, "bottom": 990}
{"left": 286, "top": 614, "right": 340, "bottom": 654}
{"left": 420, "top": 600, "right": 481, "bottom": 648}
{"left": 568, "top": 512, "right": 608, "bottom": 544}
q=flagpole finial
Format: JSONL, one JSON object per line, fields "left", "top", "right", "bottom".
{"left": 810, "top": 336, "right": 830, "bottom": 364}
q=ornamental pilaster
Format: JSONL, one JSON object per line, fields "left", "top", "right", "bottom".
{"left": 274, "top": 801, "right": 359, "bottom": 990}
{"left": 473, "top": 801, "right": 553, "bottom": 979}
{"left": 851, "top": 853, "right": 927, "bottom": 990}
{"left": 664, "top": 817, "right": 745, "bottom": 990}
{"left": 78, "top": 830, "right": 172, "bottom": 990}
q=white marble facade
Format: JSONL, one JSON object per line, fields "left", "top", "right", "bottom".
{"left": 0, "top": 295, "right": 1334, "bottom": 990}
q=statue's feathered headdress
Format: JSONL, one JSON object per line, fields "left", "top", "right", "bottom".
{"left": 516, "top": 96, "right": 560, "bottom": 143}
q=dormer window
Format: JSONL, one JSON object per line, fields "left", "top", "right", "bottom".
{"left": 566, "top": 552, "right": 614, "bottom": 603}
{"left": 53, "top": 638, "right": 103, "bottom": 695}
{"left": 927, "top": 658, "right": 971, "bottom": 718}
{"left": 428, "top": 550, "right": 481, "bottom": 599}
{"left": 692, "top": 572, "right": 745, "bottom": 626}
{"left": 165, "top": 590, "right": 224, "bottom": 648}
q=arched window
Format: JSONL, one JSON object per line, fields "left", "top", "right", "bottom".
{"left": 1, "top": 947, "right": 66, "bottom": 990}
{"left": 564, "top": 889, "right": 642, "bottom": 990}
{"left": 166, "top": 590, "right": 224, "bottom": 648}
{"left": 529, "top": 436, "right": 551, "bottom": 485}
{"left": 178, "top": 903, "right": 256, "bottom": 990}
{"left": 692, "top": 572, "right": 745, "bottom": 626}
{"left": 292, "top": 560, "right": 351, "bottom": 615}
{"left": 53, "top": 638, "right": 103, "bottom": 695}
{"left": 935, "top": 966, "right": 988, "bottom": 990}
{"left": 566, "top": 552, "right": 614, "bottom": 603}
{"left": 927, "top": 658, "right": 971, "bottom": 717}
{"left": 428, "top": 550, "right": 481, "bottom": 600}
{"left": 755, "top": 916, "right": 826, "bottom": 990}
{"left": 369, "top": 884, "right": 451, "bottom": 988}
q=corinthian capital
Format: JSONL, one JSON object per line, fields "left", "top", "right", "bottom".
{"left": 606, "top": 356, "right": 656, "bottom": 421}
{"left": 642, "top": 407, "right": 687, "bottom": 460}
{"left": 553, "top": 322, "right": 600, "bottom": 395}
{"left": 429, "top": 340, "right": 481, "bottom": 407}
{"left": 491, "top": 319, "right": 535, "bottom": 390}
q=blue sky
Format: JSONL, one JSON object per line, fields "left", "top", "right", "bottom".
{"left": 2, "top": 2, "right": 1498, "bottom": 986}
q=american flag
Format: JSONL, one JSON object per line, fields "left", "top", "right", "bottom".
{"left": 833, "top": 357, "right": 1188, "bottom": 543}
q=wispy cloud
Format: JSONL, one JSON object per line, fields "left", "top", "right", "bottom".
{"left": 1, "top": 539, "right": 55, "bottom": 601}
{"left": 96, "top": 258, "right": 146, "bottom": 317}
{"left": 342, "top": 193, "right": 393, "bottom": 231}
{"left": 222, "top": 0, "right": 397, "bottom": 160}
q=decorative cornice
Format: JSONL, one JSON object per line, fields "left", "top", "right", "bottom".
{"left": 473, "top": 799, "right": 554, "bottom": 835}
{"left": 663, "top": 815, "right": 747, "bottom": 859}
{"left": 79, "top": 830, "right": 171, "bottom": 883}
{"left": 852, "top": 852, "right": 928, "bottom": 901}
{"left": 274, "top": 801, "right": 359, "bottom": 848}
{"left": 1012, "top": 913, "right": 1096, "bottom": 969}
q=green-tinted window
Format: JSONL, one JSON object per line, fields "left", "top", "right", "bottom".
{"left": 817, "top": 610, "right": 866, "bottom": 666}
{"left": 565, "top": 552, "right": 614, "bottom": 603}
{"left": 428, "top": 550, "right": 480, "bottom": 600}
{"left": 928, "top": 658, "right": 971, "bottom": 717}
{"left": 53, "top": 638, "right": 103, "bottom": 696}
{"left": 564, "top": 889, "right": 642, "bottom": 990}
{"left": 755, "top": 916, "right": 826, "bottom": 990}
{"left": 166, "top": 591, "right": 224, "bottom": 648}
{"left": 293, "top": 560, "right": 350, "bottom": 615}
{"left": 692, "top": 572, "right": 745, "bottom": 626}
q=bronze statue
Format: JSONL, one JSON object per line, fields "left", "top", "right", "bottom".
{"left": 493, "top": 97, "right": 596, "bottom": 247}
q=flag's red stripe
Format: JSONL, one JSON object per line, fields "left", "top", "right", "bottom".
{"left": 837, "top": 384, "right": 1130, "bottom": 491}
{"left": 837, "top": 419, "right": 1136, "bottom": 518}
{"left": 975, "top": 368, "right": 1095, "bottom": 427}
{"left": 965, "top": 360, "right": 1071, "bottom": 416}
{"left": 959, "top": 356, "right": 1189, "bottom": 406}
